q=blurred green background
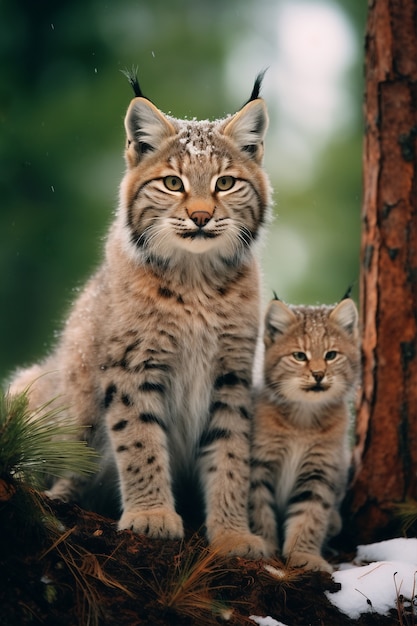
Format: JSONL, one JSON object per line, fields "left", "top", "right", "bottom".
{"left": 1, "top": 0, "right": 367, "bottom": 381}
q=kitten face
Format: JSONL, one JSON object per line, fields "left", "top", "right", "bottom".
{"left": 263, "top": 299, "right": 360, "bottom": 408}
{"left": 118, "top": 98, "right": 271, "bottom": 267}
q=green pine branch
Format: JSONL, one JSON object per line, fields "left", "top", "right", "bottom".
{"left": 0, "top": 387, "right": 98, "bottom": 490}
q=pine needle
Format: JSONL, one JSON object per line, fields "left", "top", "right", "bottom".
{"left": 150, "top": 536, "right": 239, "bottom": 621}
{"left": 0, "top": 388, "right": 98, "bottom": 489}
{"left": 391, "top": 499, "right": 417, "bottom": 534}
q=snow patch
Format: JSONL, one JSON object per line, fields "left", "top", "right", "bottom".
{"left": 250, "top": 616, "right": 289, "bottom": 626}
{"left": 326, "top": 539, "right": 417, "bottom": 620}
{"left": 356, "top": 538, "right": 417, "bottom": 565}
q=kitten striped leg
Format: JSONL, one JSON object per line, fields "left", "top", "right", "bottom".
{"left": 104, "top": 376, "right": 183, "bottom": 539}
{"left": 198, "top": 373, "right": 267, "bottom": 558}
{"left": 282, "top": 475, "right": 336, "bottom": 573}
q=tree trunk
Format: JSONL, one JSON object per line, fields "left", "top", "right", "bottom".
{"left": 348, "top": 0, "right": 417, "bottom": 543}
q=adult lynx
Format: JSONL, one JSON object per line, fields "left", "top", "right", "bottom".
{"left": 9, "top": 74, "right": 272, "bottom": 557}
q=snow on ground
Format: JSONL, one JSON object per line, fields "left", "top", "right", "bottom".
{"left": 250, "top": 616, "right": 289, "bottom": 626}
{"left": 326, "top": 538, "right": 417, "bottom": 620}
{"left": 355, "top": 538, "right": 417, "bottom": 565}
{"left": 251, "top": 539, "right": 417, "bottom": 624}
{"left": 328, "top": 560, "right": 417, "bottom": 619}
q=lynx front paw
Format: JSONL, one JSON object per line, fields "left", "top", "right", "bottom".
{"left": 118, "top": 507, "right": 184, "bottom": 540}
{"left": 286, "top": 550, "right": 333, "bottom": 573}
{"left": 210, "top": 529, "right": 268, "bottom": 559}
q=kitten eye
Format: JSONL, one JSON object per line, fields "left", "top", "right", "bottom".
{"left": 292, "top": 352, "right": 307, "bottom": 362}
{"left": 215, "top": 176, "right": 235, "bottom": 192}
{"left": 163, "top": 176, "right": 184, "bottom": 192}
{"left": 325, "top": 351, "right": 338, "bottom": 361}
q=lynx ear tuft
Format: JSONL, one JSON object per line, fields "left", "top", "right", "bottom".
{"left": 265, "top": 299, "right": 297, "bottom": 343}
{"left": 330, "top": 298, "right": 359, "bottom": 336}
{"left": 340, "top": 284, "right": 354, "bottom": 301}
{"left": 223, "top": 99, "right": 269, "bottom": 163}
{"left": 121, "top": 67, "right": 146, "bottom": 98}
{"left": 245, "top": 68, "right": 268, "bottom": 104}
{"left": 124, "top": 98, "right": 176, "bottom": 168}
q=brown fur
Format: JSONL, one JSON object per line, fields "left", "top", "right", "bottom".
{"left": 250, "top": 298, "right": 361, "bottom": 571}
{"left": 8, "top": 84, "right": 272, "bottom": 557}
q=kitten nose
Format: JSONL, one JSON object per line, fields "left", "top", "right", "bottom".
{"left": 312, "top": 370, "right": 325, "bottom": 383}
{"left": 189, "top": 211, "right": 212, "bottom": 228}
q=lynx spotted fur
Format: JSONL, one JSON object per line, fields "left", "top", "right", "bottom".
{"left": 250, "top": 298, "right": 360, "bottom": 571}
{"left": 9, "top": 76, "right": 272, "bottom": 557}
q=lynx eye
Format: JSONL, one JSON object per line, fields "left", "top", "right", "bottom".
{"left": 163, "top": 176, "right": 184, "bottom": 192}
{"left": 292, "top": 352, "right": 307, "bottom": 362}
{"left": 215, "top": 176, "right": 235, "bottom": 192}
{"left": 325, "top": 350, "right": 338, "bottom": 361}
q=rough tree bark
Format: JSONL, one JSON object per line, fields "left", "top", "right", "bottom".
{"left": 348, "top": 0, "right": 417, "bottom": 543}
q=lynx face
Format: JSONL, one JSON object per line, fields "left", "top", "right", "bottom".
{"left": 118, "top": 97, "right": 271, "bottom": 267}
{"left": 263, "top": 299, "right": 360, "bottom": 409}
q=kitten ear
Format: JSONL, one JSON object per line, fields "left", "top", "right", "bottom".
{"left": 223, "top": 100, "right": 269, "bottom": 163}
{"left": 265, "top": 300, "right": 297, "bottom": 344}
{"left": 124, "top": 97, "right": 176, "bottom": 168}
{"left": 330, "top": 298, "right": 359, "bottom": 336}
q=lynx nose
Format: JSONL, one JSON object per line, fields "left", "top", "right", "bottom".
{"left": 190, "top": 211, "right": 212, "bottom": 228}
{"left": 312, "top": 370, "right": 325, "bottom": 383}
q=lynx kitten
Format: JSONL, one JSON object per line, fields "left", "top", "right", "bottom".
{"left": 9, "top": 74, "right": 272, "bottom": 557}
{"left": 250, "top": 297, "right": 360, "bottom": 571}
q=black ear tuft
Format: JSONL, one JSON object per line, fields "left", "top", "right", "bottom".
{"left": 272, "top": 291, "right": 280, "bottom": 301}
{"left": 121, "top": 67, "right": 146, "bottom": 98}
{"left": 340, "top": 283, "right": 355, "bottom": 301}
{"left": 245, "top": 68, "right": 268, "bottom": 105}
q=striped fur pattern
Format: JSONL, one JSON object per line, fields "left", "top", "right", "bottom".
{"left": 250, "top": 298, "right": 360, "bottom": 571}
{"left": 9, "top": 80, "right": 272, "bottom": 557}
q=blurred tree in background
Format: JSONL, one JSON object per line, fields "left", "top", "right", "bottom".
{"left": 349, "top": 0, "right": 417, "bottom": 542}
{"left": 0, "top": 0, "right": 367, "bottom": 381}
